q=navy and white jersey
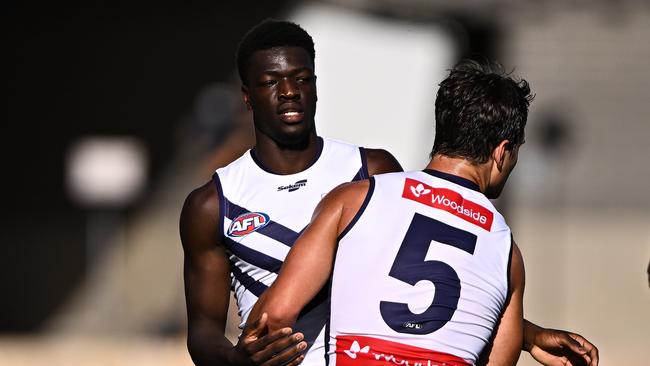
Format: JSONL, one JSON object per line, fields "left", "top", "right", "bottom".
{"left": 213, "top": 137, "right": 368, "bottom": 365}
{"left": 329, "top": 170, "right": 512, "bottom": 366}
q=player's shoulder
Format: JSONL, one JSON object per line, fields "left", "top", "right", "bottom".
{"left": 332, "top": 179, "right": 371, "bottom": 195}
{"left": 182, "top": 179, "right": 219, "bottom": 221}
{"left": 321, "top": 180, "right": 371, "bottom": 207}
{"left": 179, "top": 179, "right": 223, "bottom": 251}
{"left": 312, "top": 180, "right": 372, "bottom": 231}
{"left": 364, "top": 148, "right": 403, "bottom": 175}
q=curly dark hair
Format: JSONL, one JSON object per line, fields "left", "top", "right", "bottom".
{"left": 236, "top": 19, "right": 315, "bottom": 85}
{"left": 431, "top": 59, "right": 534, "bottom": 164}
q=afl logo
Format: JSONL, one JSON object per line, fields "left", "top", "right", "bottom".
{"left": 227, "top": 212, "right": 270, "bottom": 237}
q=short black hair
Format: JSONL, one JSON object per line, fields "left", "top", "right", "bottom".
{"left": 236, "top": 19, "right": 315, "bottom": 85}
{"left": 432, "top": 59, "right": 534, "bottom": 164}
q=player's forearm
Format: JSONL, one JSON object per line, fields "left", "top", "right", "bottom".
{"left": 264, "top": 302, "right": 299, "bottom": 334}
{"left": 251, "top": 290, "right": 299, "bottom": 334}
{"left": 522, "top": 318, "right": 540, "bottom": 352}
{"left": 187, "top": 326, "right": 239, "bottom": 366}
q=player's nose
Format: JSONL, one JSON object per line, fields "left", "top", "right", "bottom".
{"left": 278, "top": 78, "right": 300, "bottom": 100}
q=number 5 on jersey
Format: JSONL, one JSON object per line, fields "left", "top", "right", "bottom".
{"left": 380, "top": 213, "right": 477, "bottom": 335}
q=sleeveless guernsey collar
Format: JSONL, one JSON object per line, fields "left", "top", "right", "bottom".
{"left": 249, "top": 136, "right": 324, "bottom": 175}
{"left": 423, "top": 169, "right": 481, "bottom": 192}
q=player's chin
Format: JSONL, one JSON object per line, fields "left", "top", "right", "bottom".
{"left": 284, "top": 118, "right": 315, "bottom": 134}
{"left": 276, "top": 127, "right": 314, "bottom": 148}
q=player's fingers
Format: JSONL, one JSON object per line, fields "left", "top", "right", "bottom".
{"left": 256, "top": 327, "right": 297, "bottom": 350}
{"left": 556, "top": 332, "right": 585, "bottom": 355}
{"left": 259, "top": 341, "right": 307, "bottom": 366}
{"left": 568, "top": 334, "right": 599, "bottom": 366}
{"left": 585, "top": 345, "right": 598, "bottom": 366}
{"left": 265, "top": 328, "right": 299, "bottom": 345}
{"left": 253, "top": 332, "right": 304, "bottom": 361}
{"left": 247, "top": 327, "right": 294, "bottom": 354}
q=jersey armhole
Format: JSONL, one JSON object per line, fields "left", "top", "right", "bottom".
{"left": 506, "top": 233, "right": 514, "bottom": 297}
{"left": 336, "top": 177, "right": 375, "bottom": 242}
{"left": 212, "top": 172, "right": 226, "bottom": 244}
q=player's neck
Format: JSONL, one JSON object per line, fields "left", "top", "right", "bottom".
{"left": 426, "top": 155, "right": 491, "bottom": 193}
{"left": 253, "top": 132, "right": 321, "bottom": 175}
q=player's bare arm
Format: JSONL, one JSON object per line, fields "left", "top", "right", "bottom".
{"left": 180, "top": 182, "right": 305, "bottom": 366}
{"left": 523, "top": 320, "right": 599, "bottom": 366}
{"left": 365, "top": 148, "right": 403, "bottom": 176}
{"left": 477, "top": 241, "right": 526, "bottom": 366}
{"left": 249, "top": 180, "right": 371, "bottom": 333}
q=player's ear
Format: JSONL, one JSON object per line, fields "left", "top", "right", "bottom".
{"left": 492, "top": 140, "right": 509, "bottom": 172}
{"left": 241, "top": 85, "right": 252, "bottom": 110}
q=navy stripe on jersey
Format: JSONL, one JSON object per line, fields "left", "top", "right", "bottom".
{"left": 324, "top": 280, "right": 333, "bottom": 366}
{"left": 337, "top": 177, "right": 376, "bottom": 241}
{"left": 260, "top": 223, "right": 300, "bottom": 247}
{"left": 359, "top": 147, "right": 369, "bottom": 178}
{"left": 224, "top": 198, "right": 300, "bottom": 247}
{"left": 224, "top": 236, "right": 283, "bottom": 274}
{"left": 351, "top": 167, "right": 365, "bottom": 182}
{"left": 350, "top": 147, "right": 370, "bottom": 181}
{"left": 293, "top": 285, "right": 330, "bottom": 360}
{"left": 230, "top": 261, "right": 268, "bottom": 297}
{"left": 212, "top": 173, "right": 226, "bottom": 243}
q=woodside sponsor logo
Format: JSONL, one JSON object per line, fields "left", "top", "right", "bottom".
{"left": 402, "top": 178, "right": 493, "bottom": 231}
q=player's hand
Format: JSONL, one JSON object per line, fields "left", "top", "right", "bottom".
{"left": 232, "top": 312, "right": 307, "bottom": 366}
{"left": 525, "top": 322, "right": 599, "bottom": 366}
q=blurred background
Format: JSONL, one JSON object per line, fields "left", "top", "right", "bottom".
{"left": 2, "top": 1, "right": 649, "bottom": 365}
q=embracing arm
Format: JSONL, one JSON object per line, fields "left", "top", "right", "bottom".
{"left": 478, "top": 241, "right": 526, "bottom": 366}
{"left": 181, "top": 182, "right": 304, "bottom": 366}
{"left": 249, "top": 181, "right": 370, "bottom": 333}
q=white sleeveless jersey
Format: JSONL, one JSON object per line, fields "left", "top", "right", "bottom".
{"left": 214, "top": 137, "right": 368, "bottom": 365}
{"left": 329, "top": 170, "right": 512, "bottom": 366}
